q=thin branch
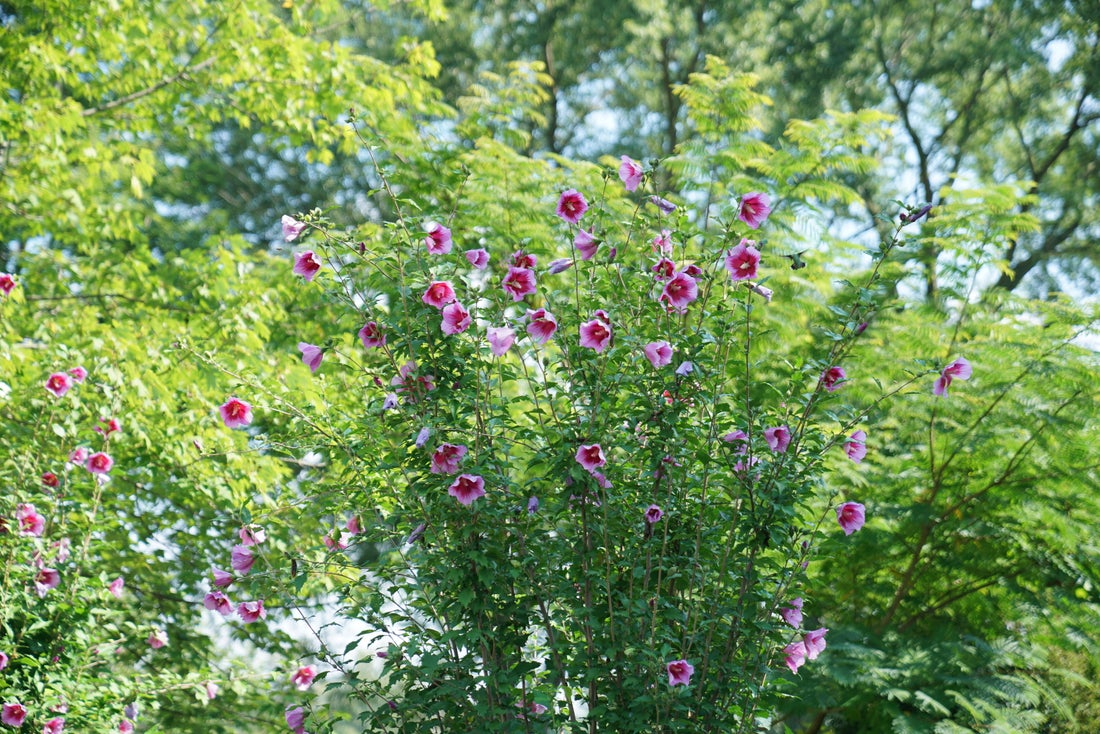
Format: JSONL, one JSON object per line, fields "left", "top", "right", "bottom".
{"left": 81, "top": 56, "right": 217, "bottom": 117}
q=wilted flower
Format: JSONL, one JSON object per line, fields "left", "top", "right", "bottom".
{"left": 649, "top": 196, "right": 676, "bottom": 214}
{"left": 203, "top": 591, "right": 233, "bottom": 616}
{"left": 546, "top": 257, "right": 573, "bottom": 275}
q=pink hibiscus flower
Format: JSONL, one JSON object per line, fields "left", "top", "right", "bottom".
{"left": 784, "top": 641, "right": 807, "bottom": 674}
{"left": 644, "top": 504, "right": 663, "bottom": 524}
{"left": 659, "top": 271, "right": 698, "bottom": 312}
{"left": 45, "top": 372, "right": 73, "bottom": 398}
{"left": 780, "top": 597, "right": 803, "bottom": 629}
{"left": 579, "top": 318, "right": 612, "bottom": 352}
{"left": 203, "top": 591, "right": 233, "bottom": 616}
{"left": 212, "top": 568, "right": 234, "bottom": 588}
{"left": 934, "top": 357, "right": 972, "bottom": 397}
{"left": 574, "top": 229, "right": 598, "bottom": 260}
{"left": 804, "top": 627, "right": 828, "bottom": 660}
{"left": 281, "top": 215, "right": 307, "bottom": 242}
{"left": 441, "top": 302, "right": 471, "bottom": 335}
{"left": 293, "top": 251, "right": 321, "bottom": 281}
{"left": 652, "top": 257, "right": 675, "bottom": 281}
{"left": 43, "top": 716, "right": 65, "bottom": 734}
{"left": 845, "top": 430, "right": 867, "bottom": 463}
{"left": 448, "top": 474, "right": 486, "bottom": 506}
{"left": 487, "top": 327, "right": 515, "bottom": 356}
{"left": 358, "top": 321, "right": 386, "bottom": 349}
{"left": 556, "top": 189, "right": 588, "bottom": 223}
{"left": 422, "top": 281, "right": 456, "bottom": 309}
{"left": 237, "top": 600, "right": 267, "bottom": 623}
{"left": 512, "top": 250, "right": 538, "bottom": 268}
{"left": 737, "top": 192, "right": 772, "bottom": 229}
{"left": 651, "top": 229, "right": 673, "bottom": 255}
{"left": 465, "top": 248, "right": 489, "bottom": 269}
{"left": 836, "top": 502, "right": 866, "bottom": 535}
{"left": 35, "top": 567, "right": 61, "bottom": 597}
{"left": 68, "top": 365, "right": 87, "bottom": 383}
{"left": 108, "top": 576, "right": 125, "bottom": 598}
{"left": 821, "top": 366, "right": 846, "bottom": 392}
{"left": 424, "top": 222, "right": 452, "bottom": 254}
{"left": 644, "top": 341, "right": 673, "bottom": 368}
{"left": 86, "top": 451, "right": 114, "bottom": 474}
{"left": 230, "top": 544, "right": 255, "bottom": 575}
{"left": 0, "top": 273, "right": 15, "bottom": 296}
{"left": 502, "top": 266, "right": 537, "bottom": 301}
{"left": 764, "top": 426, "right": 791, "bottom": 453}
{"left": 526, "top": 308, "right": 558, "bottom": 344}
{"left": 297, "top": 342, "right": 323, "bottom": 372}
{"left": 292, "top": 665, "right": 317, "bottom": 691}
{"left": 285, "top": 707, "right": 306, "bottom": 733}
{"left": 1, "top": 703, "right": 28, "bottom": 727}
{"left": 724, "top": 239, "right": 761, "bottom": 281}
{"left": 619, "top": 156, "right": 643, "bottom": 191}
{"left": 666, "top": 659, "right": 694, "bottom": 687}
{"left": 430, "top": 443, "right": 468, "bottom": 475}
{"left": 391, "top": 361, "right": 436, "bottom": 402}
{"left": 575, "top": 444, "right": 607, "bottom": 473}
{"left": 220, "top": 398, "right": 253, "bottom": 429}
{"left": 16, "top": 503, "right": 45, "bottom": 536}
{"left": 239, "top": 525, "right": 266, "bottom": 545}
